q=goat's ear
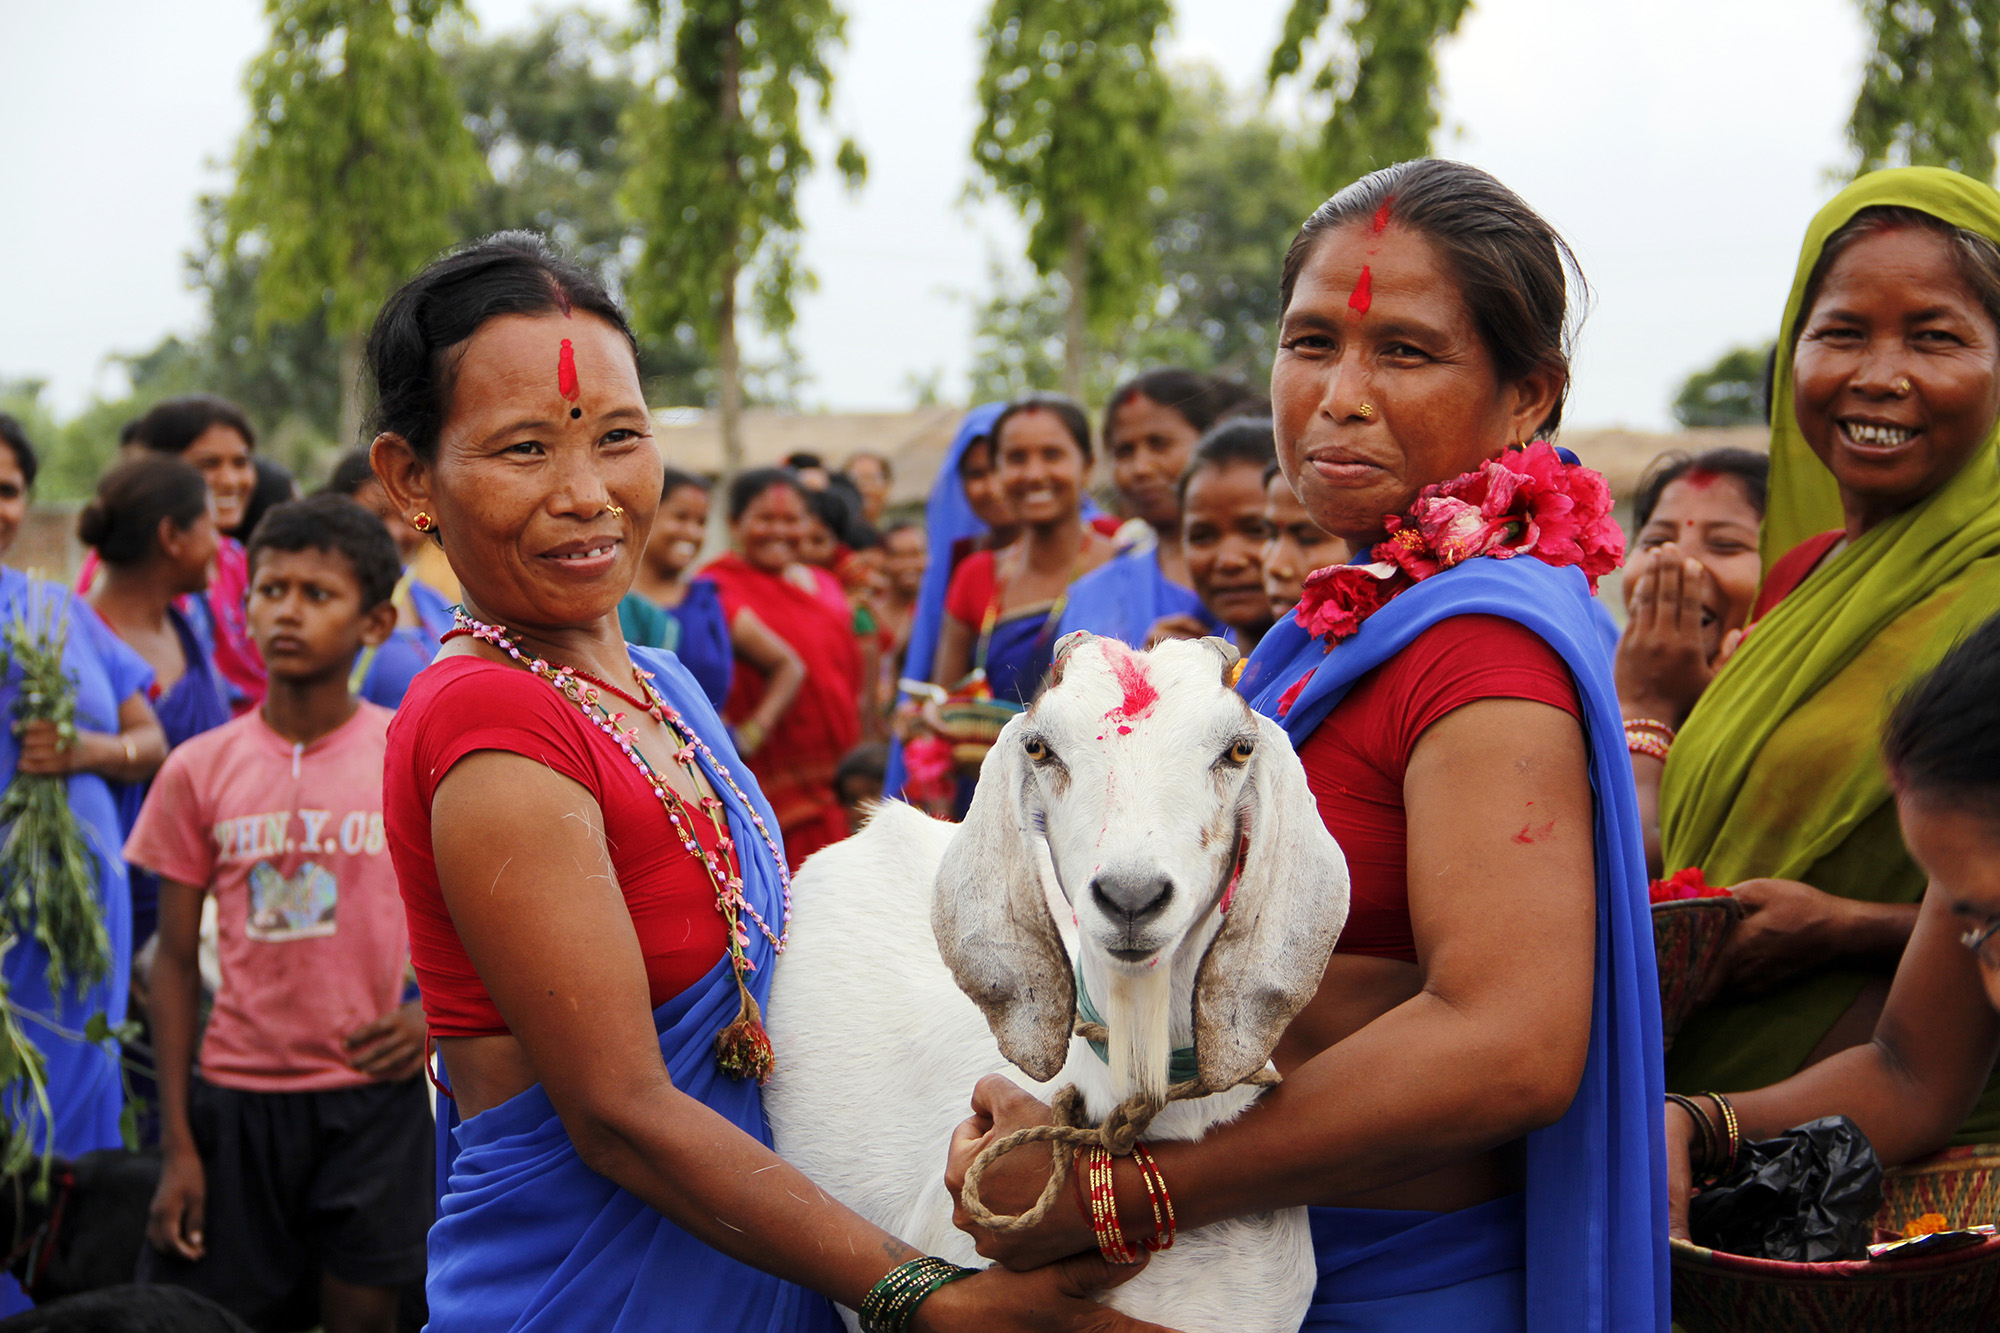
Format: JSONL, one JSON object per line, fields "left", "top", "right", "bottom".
{"left": 1193, "top": 711, "right": 1350, "bottom": 1089}
{"left": 932, "top": 721, "right": 1075, "bottom": 1081}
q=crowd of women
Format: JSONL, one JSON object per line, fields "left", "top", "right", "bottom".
{"left": 1, "top": 151, "right": 1999, "bottom": 1332}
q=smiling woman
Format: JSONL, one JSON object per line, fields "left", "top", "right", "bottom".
{"left": 1661, "top": 169, "right": 2000, "bottom": 1146}
{"left": 366, "top": 233, "right": 1172, "bottom": 1333}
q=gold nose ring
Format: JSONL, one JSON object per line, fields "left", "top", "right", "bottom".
{"left": 605, "top": 502, "right": 626, "bottom": 519}
{"left": 1356, "top": 403, "right": 1376, "bottom": 420}
{"left": 1894, "top": 378, "right": 1914, "bottom": 397}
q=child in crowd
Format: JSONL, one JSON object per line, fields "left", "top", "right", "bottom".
{"left": 834, "top": 741, "right": 889, "bottom": 834}
{"left": 127, "top": 497, "right": 429, "bottom": 1333}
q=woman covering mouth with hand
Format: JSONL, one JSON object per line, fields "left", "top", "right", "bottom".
{"left": 1661, "top": 168, "right": 2000, "bottom": 1146}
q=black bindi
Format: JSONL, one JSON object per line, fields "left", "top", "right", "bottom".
{"left": 569, "top": 406, "right": 582, "bottom": 420}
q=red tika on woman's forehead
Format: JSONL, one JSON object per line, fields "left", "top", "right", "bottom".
{"left": 557, "top": 339, "right": 580, "bottom": 402}
{"left": 1348, "top": 264, "right": 1374, "bottom": 317}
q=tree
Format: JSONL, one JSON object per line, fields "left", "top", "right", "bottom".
{"left": 223, "top": 0, "right": 486, "bottom": 451}
{"left": 1671, "top": 342, "right": 1775, "bottom": 429}
{"left": 968, "top": 66, "right": 1318, "bottom": 402}
{"left": 1849, "top": 0, "right": 2000, "bottom": 179}
{"left": 1268, "top": 0, "right": 1472, "bottom": 190}
{"left": 972, "top": 0, "right": 1174, "bottom": 400}
{"left": 622, "top": 0, "right": 866, "bottom": 485}
{"left": 445, "top": 10, "right": 707, "bottom": 404}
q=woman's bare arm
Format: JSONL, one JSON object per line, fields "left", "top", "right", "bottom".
{"left": 933, "top": 613, "right": 974, "bottom": 689}
{"left": 16, "top": 693, "right": 167, "bottom": 784}
{"left": 430, "top": 750, "right": 1173, "bottom": 1333}
{"left": 731, "top": 607, "right": 804, "bottom": 749}
{"left": 949, "top": 697, "right": 1598, "bottom": 1266}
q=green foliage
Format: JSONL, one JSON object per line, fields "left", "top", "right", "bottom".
{"left": 1850, "top": 0, "right": 2000, "bottom": 179}
{"left": 1268, "top": 0, "right": 1472, "bottom": 189}
{"left": 1672, "top": 342, "right": 1774, "bottom": 429}
{"left": 969, "top": 67, "right": 1319, "bottom": 402}
{"left": 971, "top": 0, "right": 1174, "bottom": 340}
{"left": 620, "top": 0, "right": 866, "bottom": 354}
{"left": 225, "top": 0, "right": 487, "bottom": 339}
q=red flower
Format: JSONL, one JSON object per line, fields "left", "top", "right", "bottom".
{"left": 1648, "top": 866, "right": 1731, "bottom": 903}
{"left": 1293, "top": 561, "right": 1405, "bottom": 644}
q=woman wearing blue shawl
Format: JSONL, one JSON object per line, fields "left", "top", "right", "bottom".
{"left": 1054, "top": 369, "right": 1254, "bottom": 648}
{"left": 943, "top": 160, "right": 1667, "bottom": 1332}
{"left": 0, "top": 419, "right": 167, "bottom": 1162}
{"left": 367, "top": 237, "right": 1171, "bottom": 1333}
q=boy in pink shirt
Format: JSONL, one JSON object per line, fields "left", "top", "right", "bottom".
{"left": 128, "top": 497, "right": 425, "bottom": 1333}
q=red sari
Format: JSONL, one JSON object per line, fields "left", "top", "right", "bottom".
{"left": 701, "top": 554, "right": 861, "bottom": 867}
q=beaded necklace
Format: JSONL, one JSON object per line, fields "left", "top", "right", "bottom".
{"left": 446, "top": 608, "right": 790, "bottom": 1081}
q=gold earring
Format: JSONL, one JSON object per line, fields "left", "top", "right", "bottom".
{"left": 1356, "top": 403, "right": 1376, "bottom": 420}
{"left": 605, "top": 502, "right": 626, "bottom": 519}
{"left": 411, "top": 512, "right": 435, "bottom": 532}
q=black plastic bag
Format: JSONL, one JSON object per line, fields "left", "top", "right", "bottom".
{"left": 1687, "top": 1114, "right": 1884, "bottom": 1263}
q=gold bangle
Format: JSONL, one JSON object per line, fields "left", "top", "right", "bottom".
{"left": 121, "top": 735, "right": 136, "bottom": 766}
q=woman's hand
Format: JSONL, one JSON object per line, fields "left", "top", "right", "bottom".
{"left": 1701, "top": 878, "right": 1870, "bottom": 1002}
{"left": 344, "top": 1000, "right": 428, "bottom": 1082}
{"left": 1665, "top": 1098, "right": 1699, "bottom": 1242}
{"left": 13, "top": 719, "right": 83, "bottom": 776}
{"left": 147, "top": 1145, "right": 207, "bottom": 1261}
{"left": 1615, "top": 545, "right": 1716, "bottom": 726}
{"left": 945, "top": 1075, "right": 1091, "bottom": 1271}
{"left": 916, "top": 1253, "right": 1181, "bottom": 1333}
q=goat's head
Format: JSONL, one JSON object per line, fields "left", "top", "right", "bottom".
{"left": 933, "top": 632, "right": 1349, "bottom": 1098}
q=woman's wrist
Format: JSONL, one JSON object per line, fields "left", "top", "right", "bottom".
{"left": 1831, "top": 897, "right": 1919, "bottom": 964}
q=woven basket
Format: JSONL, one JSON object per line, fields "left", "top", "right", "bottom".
{"left": 1672, "top": 1144, "right": 2000, "bottom": 1332}
{"left": 938, "top": 697, "right": 1024, "bottom": 771}
{"left": 1652, "top": 896, "right": 1742, "bottom": 1051}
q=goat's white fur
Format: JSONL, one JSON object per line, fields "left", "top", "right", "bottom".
{"left": 766, "top": 636, "right": 1351, "bottom": 1332}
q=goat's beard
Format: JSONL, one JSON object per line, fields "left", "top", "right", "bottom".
{"left": 1102, "top": 963, "right": 1176, "bottom": 1107}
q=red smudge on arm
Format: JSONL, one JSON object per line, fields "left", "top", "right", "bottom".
{"left": 1512, "top": 819, "right": 1557, "bottom": 845}
{"left": 557, "top": 339, "right": 580, "bottom": 402}
{"left": 1348, "top": 265, "right": 1373, "bottom": 317}
{"left": 1103, "top": 645, "right": 1159, "bottom": 724}
{"left": 1371, "top": 199, "right": 1394, "bottom": 234}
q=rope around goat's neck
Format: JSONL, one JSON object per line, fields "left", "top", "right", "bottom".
{"left": 956, "top": 1020, "right": 1281, "bottom": 1234}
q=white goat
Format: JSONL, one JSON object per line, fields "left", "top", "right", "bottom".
{"left": 765, "top": 633, "right": 1350, "bottom": 1333}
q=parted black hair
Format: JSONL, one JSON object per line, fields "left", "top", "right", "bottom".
{"left": 805, "top": 484, "right": 878, "bottom": 549}
{"left": 1102, "top": 370, "right": 1257, "bottom": 448}
{"left": 0, "top": 414, "right": 36, "bottom": 489}
{"left": 1280, "top": 158, "right": 1585, "bottom": 437}
{"left": 1632, "top": 448, "right": 1771, "bottom": 530}
{"left": 321, "top": 448, "right": 380, "bottom": 498}
{"left": 77, "top": 455, "right": 210, "bottom": 567}
{"left": 245, "top": 495, "right": 402, "bottom": 610}
{"left": 1178, "top": 417, "right": 1278, "bottom": 505}
{"left": 990, "top": 392, "right": 1094, "bottom": 466}
{"left": 366, "top": 231, "right": 637, "bottom": 461}
{"left": 728, "top": 466, "right": 807, "bottom": 523}
{"left": 131, "top": 394, "right": 257, "bottom": 455}
{"left": 661, "top": 467, "right": 709, "bottom": 499}
{"left": 1884, "top": 612, "right": 2000, "bottom": 816}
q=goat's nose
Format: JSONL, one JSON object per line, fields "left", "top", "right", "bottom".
{"left": 1090, "top": 870, "right": 1173, "bottom": 922}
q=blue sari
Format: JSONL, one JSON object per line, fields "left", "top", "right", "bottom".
{"left": 662, "top": 577, "right": 733, "bottom": 712}
{"left": 0, "top": 569, "right": 150, "bottom": 1158}
{"left": 1239, "top": 554, "right": 1668, "bottom": 1333}
{"left": 358, "top": 575, "right": 457, "bottom": 709}
{"left": 425, "top": 649, "right": 840, "bottom": 1333}
{"left": 1054, "top": 544, "right": 1223, "bottom": 648}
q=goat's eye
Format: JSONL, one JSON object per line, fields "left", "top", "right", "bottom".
{"left": 1226, "top": 738, "right": 1255, "bottom": 765}
{"left": 1023, "top": 737, "right": 1049, "bottom": 762}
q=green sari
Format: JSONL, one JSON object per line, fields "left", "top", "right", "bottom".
{"left": 1661, "top": 168, "right": 2000, "bottom": 1142}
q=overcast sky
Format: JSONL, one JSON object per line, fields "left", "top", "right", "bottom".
{"left": 2, "top": 0, "right": 1865, "bottom": 430}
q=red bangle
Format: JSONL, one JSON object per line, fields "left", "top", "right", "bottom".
{"left": 1082, "top": 1146, "right": 1140, "bottom": 1264}
{"left": 1130, "top": 1142, "right": 1176, "bottom": 1252}
{"left": 1626, "top": 732, "right": 1671, "bottom": 763}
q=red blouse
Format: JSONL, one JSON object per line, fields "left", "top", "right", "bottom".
{"left": 384, "top": 656, "right": 728, "bottom": 1038}
{"left": 1749, "top": 529, "right": 1843, "bottom": 623}
{"left": 1296, "top": 615, "right": 1582, "bottom": 964}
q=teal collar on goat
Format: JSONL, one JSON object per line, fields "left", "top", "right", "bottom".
{"left": 1074, "top": 961, "right": 1200, "bottom": 1085}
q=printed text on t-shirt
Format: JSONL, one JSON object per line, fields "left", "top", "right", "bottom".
{"left": 213, "top": 809, "right": 387, "bottom": 862}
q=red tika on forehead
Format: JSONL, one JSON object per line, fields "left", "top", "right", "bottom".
{"left": 1103, "top": 645, "right": 1159, "bottom": 735}
{"left": 1371, "top": 198, "right": 1394, "bottom": 234}
{"left": 557, "top": 339, "right": 580, "bottom": 402}
{"left": 1680, "top": 468, "right": 1722, "bottom": 491}
{"left": 1348, "top": 264, "right": 1374, "bottom": 317}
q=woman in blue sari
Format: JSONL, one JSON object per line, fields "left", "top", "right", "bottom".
{"left": 932, "top": 395, "right": 1116, "bottom": 706}
{"left": 942, "top": 161, "right": 1667, "bottom": 1331}
{"left": 366, "top": 237, "right": 1168, "bottom": 1333}
{"left": 0, "top": 417, "right": 167, "bottom": 1159}
{"left": 628, "top": 468, "right": 736, "bottom": 710}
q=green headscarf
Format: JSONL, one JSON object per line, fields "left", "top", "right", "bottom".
{"left": 1662, "top": 168, "right": 2000, "bottom": 1139}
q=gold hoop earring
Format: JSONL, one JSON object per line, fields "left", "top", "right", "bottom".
{"left": 605, "top": 502, "right": 626, "bottom": 519}
{"left": 411, "top": 512, "right": 435, "bottom": 532}
{"left": 1356, "top": 403, "right": 1376, "bottom": 420}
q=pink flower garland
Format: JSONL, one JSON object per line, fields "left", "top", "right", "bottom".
{"left": 1293, "top": 441, "right": 1625, "bottom": 647}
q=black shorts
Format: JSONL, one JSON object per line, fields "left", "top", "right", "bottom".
{"left": 137, "top": 1075, "right": 433, "bottom": 1331}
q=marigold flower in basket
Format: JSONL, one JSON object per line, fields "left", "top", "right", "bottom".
{"left": 1649, "top": 867, "right": 1732, "bottom": 903}
{"left": 1904, "top": 1212, "right": 1951, "bottom": 1238}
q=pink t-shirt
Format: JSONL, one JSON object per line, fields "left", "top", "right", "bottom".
{"left": 125, "top": 702, "right": 407, "bottom": 1092}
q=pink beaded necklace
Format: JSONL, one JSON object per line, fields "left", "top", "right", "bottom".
{"left": 448, "top": 609, "right": 790, "bottom": 1081}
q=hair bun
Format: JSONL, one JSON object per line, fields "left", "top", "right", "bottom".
{"left": 75, "top": 499, "right": 110, "bottom": 547}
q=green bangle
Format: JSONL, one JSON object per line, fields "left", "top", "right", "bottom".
{"left": 858, "top": 1255, "right": 976, "bottom": 1333}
